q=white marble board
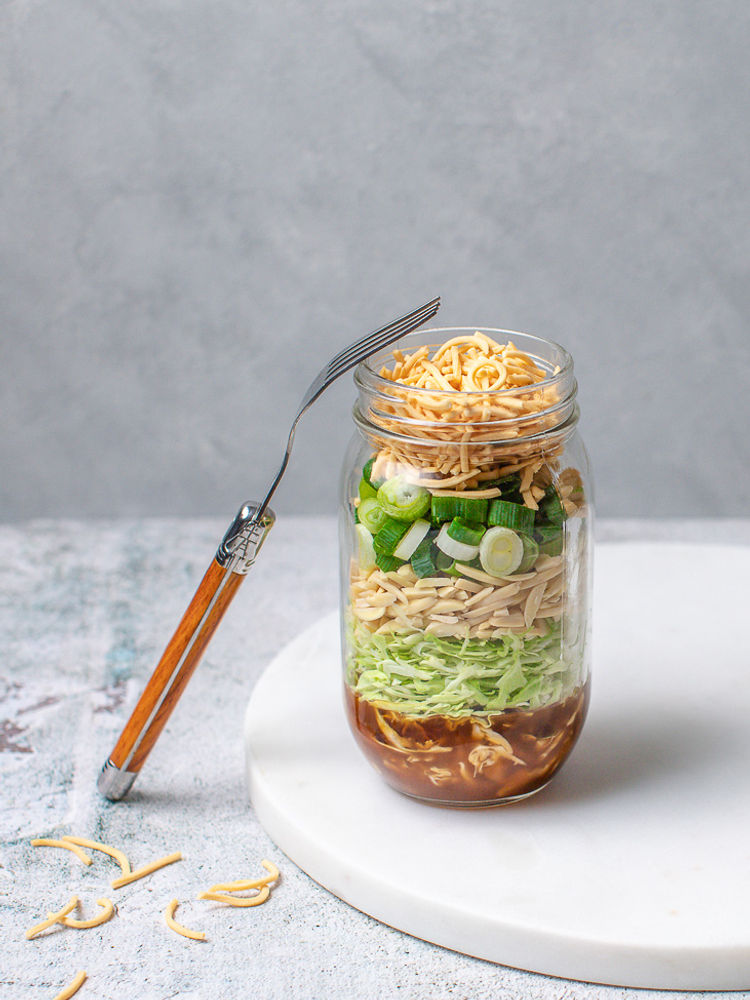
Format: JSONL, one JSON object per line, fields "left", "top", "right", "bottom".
{"left": 244, "top": 543, "right": 750, "bottom": 990}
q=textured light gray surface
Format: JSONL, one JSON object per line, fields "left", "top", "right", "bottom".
{"left": 2, "top": 2, "right": 750, "bottom": 521}
{"left": 1, "top": 516, "right": 749, "bottom": 998}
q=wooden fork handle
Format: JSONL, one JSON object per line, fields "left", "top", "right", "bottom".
{"left": 97, "top": 503, "right": 275, "bottom": 801}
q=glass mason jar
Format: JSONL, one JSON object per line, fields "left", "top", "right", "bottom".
{"left": 339, "top": 328, "right": 592, "bottom": 807}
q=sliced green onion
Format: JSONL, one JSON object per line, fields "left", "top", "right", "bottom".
{"left": 447, "top": 517, "right": 486, "bottom": 546}
{"left": 430, "top": 495, "right": 489, "bottom": 523}
{"left": 535, "top": 521, "right": 564, "bottom": 542}
{"left": 430, "top": 496, "right": 461, "bottom": 522}
{"left": 516, "top": 534, "right": 539, "bottom": 573}
{"left": 434, "top": 549, "right": 454, "bottom": 572}
{"left": 377, "top": 476, "right": 431, "bottom": 522}
{"left": 362, "top": 456, "right": 385, "bottom": 489}
{"left": 487, "top": 499, "right": 535, "bottom": 535}
{"left": 373, "top": 517, "right": 410, "bottom": 554}
{"left": 539, "top": 532, "right": 564, "bottom": 556}
{"left": 478, "top": 526, "right": 524, "bottom": 576}
{"left": 410, "top": 537, "right": 437, "bottom": 578}
{"left": 499, "top": 473, "right": 522, "bottom": 492}
{"left": 358, "top": 478, "right": 378, "bottom": 502}
{"left": 455, "top": 496, "right": 489, "bottom": 521}
{"left": 497, "top": 474, "right": 524, "bottom": 504}
{"left": 539, "top": 485, "right": 567, "bottom": 525}
{"left": 393, "top": 519, "right": 431, "bottom": 560}
{"left": 435, "top": 523, "right": 480, "bottom": 562}
{"left": 357, "top": 498, "right": 389, "bottom": 535}
{"left": 375, "top": 550, "right": 403, "bottom": 572}
{"left": 355, "top": 524, "right": 377, "bottom": 572}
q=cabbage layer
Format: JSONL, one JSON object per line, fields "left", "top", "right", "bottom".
{"left": 346, "top": 617, "right": 577, "bottom": 718}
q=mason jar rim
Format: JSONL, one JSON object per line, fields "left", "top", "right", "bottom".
{"left": 362, "top": 380, "right": 578, "bottom": 431}
{"left": 355, "top": 327, "right": 574, "bottom": 399}
{"left": 351, "top": 400, "right": 581, "bottom": 449}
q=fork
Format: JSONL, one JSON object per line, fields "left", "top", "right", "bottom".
{"left": 97, "top": 296, "right": 441, "bottom": 800}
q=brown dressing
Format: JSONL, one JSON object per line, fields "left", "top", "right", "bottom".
{"left": 345, "top": 682, "right": 589, "bottom": 805}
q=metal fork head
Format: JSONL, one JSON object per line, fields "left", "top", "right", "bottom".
{"left": 300, "top": 297, "right": 441, "bottom": 417}
{"left": 255, "top": 297, "right": 440, "bottom": 517}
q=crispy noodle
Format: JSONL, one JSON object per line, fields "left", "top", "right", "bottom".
{"left": 198, "top": 886, "right": 270, "bottom": 908}
{"left": 53, "top": 971, "right": 87, "bottom": 1000}
{"left": 365, "top": 332, "right": 572, "bottom": 498}
{"left": 165, "top": 899, "right": 206, "bottom": 941}
{"left": 25, "top": 896, "right": 79, "bottom": 940}
{"left": 110, "top": 852, "right": 182, "bottom": 890}
{"left": 61, "top": 835, "right": 131, "bottom": 875}
{"left": 58, "top": 898, "right": 115, "bottom": 930}
{"left": 30, "top": 840, "right": 92, "bottom": 867}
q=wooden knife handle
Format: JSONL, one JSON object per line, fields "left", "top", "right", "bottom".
{"left": 97, "top": 503, "right": 275, "bottom": 800}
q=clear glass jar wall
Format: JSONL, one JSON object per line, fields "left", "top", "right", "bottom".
{"left": 339, "top": 329, "right": 593, "bottom": 807}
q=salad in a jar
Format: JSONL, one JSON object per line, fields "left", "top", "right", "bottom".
{"left": 341, "top": 330, "right": 591, "bottom": 805}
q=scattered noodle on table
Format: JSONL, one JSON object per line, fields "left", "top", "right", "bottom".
{"left": 61, "top": 835, "right": 131, "bottom": 875}
{"left": 30, "top": 840, "right": 92, "bottom": 866}
{"left": 53, "top": 970, "right": 87, "bottom": 1000}
{"left": 111, "top": 851, "right": 182, "bottom": 889}
{"left": 164, "top": 899, "right": 206, "bottom": 941}
{"left": 198, "top": 885, "right": 270, "bottom": 907}
{"left": 207, "top": 859, "right": 280, "bottom": 893}
{"left": 58, "top": 898, "right": 115, "bottom": 929}
{"left": 25, "top": 896, "right": 79, "bottom": 940}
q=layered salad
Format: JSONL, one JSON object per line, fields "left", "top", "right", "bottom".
{"left": 343, "top": 332, "right": 590, "bottom": 804}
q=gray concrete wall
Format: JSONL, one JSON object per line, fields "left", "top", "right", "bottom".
{"left": 2, "top": 1, "right": 749, "bottom": 521}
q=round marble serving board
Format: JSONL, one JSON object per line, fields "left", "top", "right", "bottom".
{"left": 244, "top": 543, "right": 750, "bottom": 990}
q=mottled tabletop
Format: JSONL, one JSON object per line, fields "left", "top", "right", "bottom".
{"left": 2, "top": 517, "right": 748, "bottom": 1000}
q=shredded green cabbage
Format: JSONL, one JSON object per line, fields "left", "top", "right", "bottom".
{"left": 345, "top": 617, "right": 577, "bottom": 718}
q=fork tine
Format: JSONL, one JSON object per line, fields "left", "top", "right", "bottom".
{"left": 326, "top": 327, "right": 414, "bottom": 381}
{"left": 330, "top": 297, "right": 439, "bottom": 370}
{"left": 296, "top": 297, "right": 440, "bottom": 419}
{"left": 327, "top": 297, "right": 440, "bottom": 377}
{"left": 326, "top": 318, "right": 432, "bottom": 381}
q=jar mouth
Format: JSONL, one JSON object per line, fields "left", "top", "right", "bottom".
{"left": 362, "top": 381, "right": 578, "bottom": 432}
{"left": 355, "top": 327, "right": 574, "bottom": 401}
{"left": 353, "top": 327, "right": 577, "bottom": 447}
{"left": 352, "top": 400, "right": 580, "bottom": 449}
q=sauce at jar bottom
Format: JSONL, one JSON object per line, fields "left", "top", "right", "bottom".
{"left": 344, "top": 682, "right": 590, "bottom": 806}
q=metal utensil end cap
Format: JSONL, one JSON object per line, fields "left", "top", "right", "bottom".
{"left": 97, "top": 759, "right": 138, "bottom": 801}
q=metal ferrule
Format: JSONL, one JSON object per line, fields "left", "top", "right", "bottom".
{"left": 216, "top": 502, "right": 276, "bottom": 575}
{"left": 97, "top": 759, "right": 138, "bottom": 801}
